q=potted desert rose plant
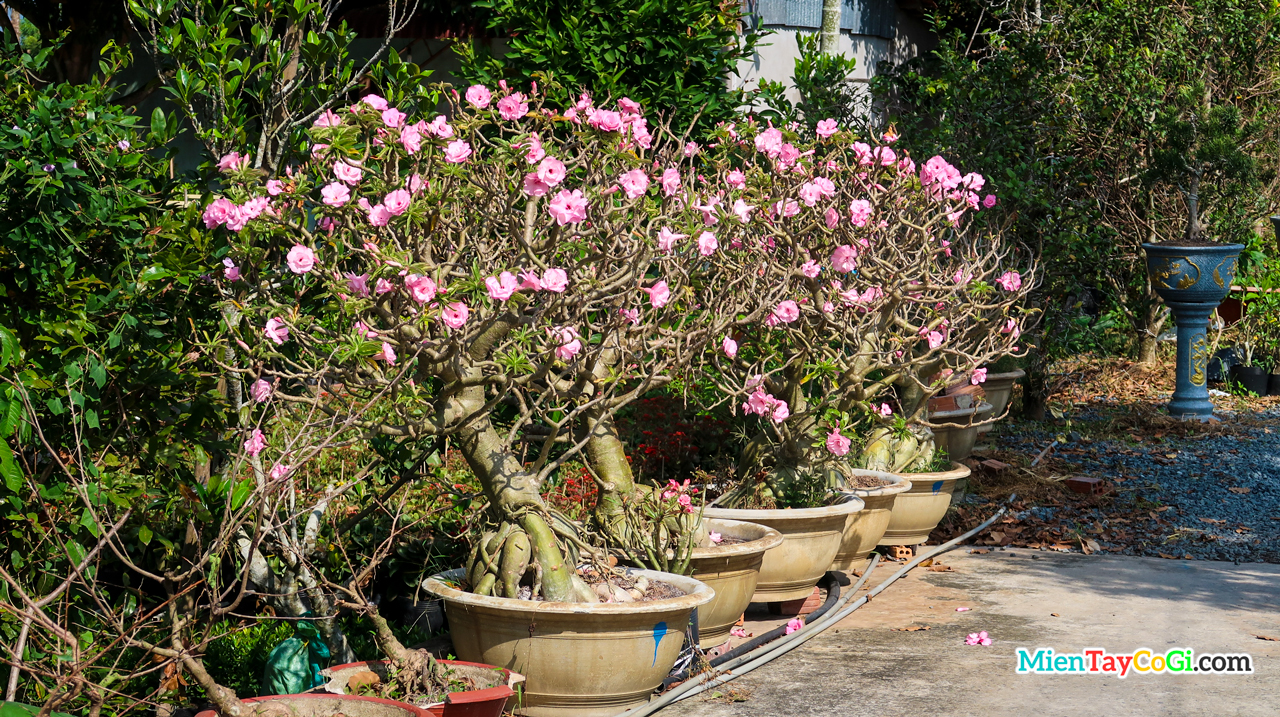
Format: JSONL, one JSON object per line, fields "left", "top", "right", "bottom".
{"left": 205, "top": 84, "right": 800, "bottom": 716}
{"left": 675, "top": 123, "right": 1034, "bottom": 560}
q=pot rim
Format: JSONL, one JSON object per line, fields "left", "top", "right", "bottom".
{"left": 929, "top": 401, "right": 993, "bottom": 421}
{"left": 982, "top": 368, "right": 1025, "bottom": 382}
{"left": 195, "top": 693, "right": 431, "bottom": 717}
{"left": 422, "top": 567, "right": 714, "bottom": 614}
{"left": 838, "top": 469, "right": 913, "bottom": 498}
{"left": 703, "top": 494, "right": 865, "bottom": 522}
{"left": 889, "top": 461, "right": 971, "bottom": 481}
{"left": 1140, "top": 242, "right": 1246, "bottom": 253}
{"left": 689, "top": 518, "right": 784, "bottom": 559}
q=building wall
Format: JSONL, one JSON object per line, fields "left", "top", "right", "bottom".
{"left": 733, "top": 1, "right": 935, "bottom": 104}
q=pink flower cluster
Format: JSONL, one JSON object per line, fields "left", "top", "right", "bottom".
{"left": 966, "top": 631, "right": 993, "bottom": 646}
{"left": 485, "top": 268, "right": 568, "bottom": 301}
{"left": 661, "top": 479, "right": 697, "bottom": 513}
{"left": 742, "top": 388, "right": 789, "bottom": 423}
{"left": 202, "top": 195, "right": 272, "bottom": 232}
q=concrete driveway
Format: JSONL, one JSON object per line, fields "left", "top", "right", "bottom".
{"left": 661, "top": 550, "right": 1280, "bottom": 717}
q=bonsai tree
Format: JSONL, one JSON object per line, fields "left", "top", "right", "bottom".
{"left": 206, "top": 84, "right": 790, "bottom": 602}
{"left": 649, "top": 120, "right": 1036, "bottom": 496}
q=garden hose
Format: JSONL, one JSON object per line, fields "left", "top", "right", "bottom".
{"left": 618, "top": 496, "right": 1015, "bottom": 717}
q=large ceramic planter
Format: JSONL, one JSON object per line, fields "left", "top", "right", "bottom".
{"left": 423, "top": 568, "right": 713, "bottom": 717}
{"left": 976, "top": 369, "right": 1024, "bottom": 435}
{"left": 195, "top": 694, "right": 429, "bottom": 717}
{"left": 830, "top": 471, "right": 911, "bottom": 570}
{"left": 878, "top": 462, "right": 971, "bottom": 546}
{"left": 686, "top": 518, "right": 783, "bottom": 647}
{"left": 704, "top": 496, "right": 864, "bottom": 603}
{"left": 1141, "top": 242, "right": 1245, "bottom": 419}
{"left": 320, "top": 660, "right": 521, "bottom": 717}
{"left": 928, "top": 402, "right": 993, "bottom": 461}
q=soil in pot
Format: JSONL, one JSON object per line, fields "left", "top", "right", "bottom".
{"left": 195, "top": 694, "right": 429, "bottom": 717}
{"left": 1230, "top": 365, "right": 1269, "bottom": 396}
{"left": 321, "top": 660, "right": 519, "bottom": 717}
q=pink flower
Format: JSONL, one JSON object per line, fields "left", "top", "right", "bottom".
{"left": 709, "top": 531, "right": 723, "bottom": 544}
{"left": 519, "top": 271, "right": 543, "bottom": 291}
{"left": 498, "top": 92, "right": 529, "bottom": 120}
{"left": 642, "top": 280, "right": 671, "bottom": 308}
{"left": 882, "top": 128, "right": 900, "bottom": 143}
{"left": 956, "top": 607, "right": 971, "bottom": 612}
{"left": 376, "top": 341, "right": 397, "bottom": 365}
{"left": 353, "top": 320, "right": 376, "bottom": 338}
{"left": 695, "top": 231, "right": 718, "bottom": 256}
{"left": 965, "top": 631, "right": 993, "bottom": 646}
{"left": 822, "top": 301, "right": 835, "bottom": 313}
{"left": 243, "top": 428, "right": 266, "bottom": 457}
{"left": 444, "top": 140, "right": 473, "bottom": 163}
{"left": 522, "top": 173, "right": 550, "bottom": 197}
{"left": 441, "top": 301, "right": 469, "bottom": 329}
{"left": 799, "top": 182, "right": 823, "bottom": 207}
{"left": 722, "top": 336, "right": 738, "bottom": 358}
{"left": 657, "top": 227, "right": 684, "bottom": 253}
{"left": 826, "top": 428, "right": 851, "bottom": 456}
{"left": 921, "top": 155, "right": 962, "bottom": 190}
{"left": 548, "top": 189, "right": 588, "bottom": 225}
{"left": 800, "top": 261, "right": 821, "bottom": 278}
{"left": 465, "top": 84, "right": 492, "bottom": 108}
{"left": 852, "top": 142, "right": 873, "bottom": 165}
{"left": 551, "top": 326, "right": 582, "bottom": 360}
{"left": 264, "top": 318, "right": 289, "bottom": 345}
{"left": 877, "top": 403, "right": 893, "bottom": 417}
{"left": 240, "top": 196, "right": 270, "bottom": 221}
{"left": 983, "top": 194, "right": 998, "bottom": 209}
{"left": 203, "top": 197, "right": 235, "bottom": 228}
{"left": 321, "top": 182, "right": 350, "bottom": 206}
{"left": 542, "top": 268, "right": 569, "bottom": 292}
{"left": 778, "top": 143, "right": 800, "bottom": 167}
{"left": 773, "top": 199, "right": 800, "bottom": 218}
{"left": 785, "top": 618, "right": 804, "bottom": 635}
{"left": 772, "top": 300, "right": 800, "bottom": 324}
{"left": 755, "top": 127, "right": 783, "bottom": 157}
{"left": 743, "top": 388, "right": 776, "bottom": 416}
{"left": 630, "top": 121, "right": 653, "bottom": 149}
{"left": 287, "top": 245, "right": 316, "bottom": 274}
{"left": 405, "top": 274, "right": 438, "bottom": 304}
{"left": 661, "top": 168, "right": 681, "bottom": 197}
{"left": 313, "top": 109, "right": 341, "bottom": 127}
{"left": 217, "top": 151, "right": 248, "bottom": 172}
{"left": 588, "top": 109, "right": 624, "bottom": 132}
{"left": 849, "top": 199, "right": 872, "bottom": 227}
{"left": 334, "top": 160, "right": 362, "bottom": 184}
{"left": 367, "top": 204, "right": 392, "bottom": 227}
{"left": 222, "top": 257, "right": 240, "bottom": 281}
{"left": 265, "top": 179, "right": 285, "bottom": 196}
{"left": 523, "top": 134, "right": 545, "bottom": 163}
{"left": 732, "top": 199, "right": 755, "bottom": 223}
{"left": 816, "top": 118, "right": 838, "bottom": 138}
{"left": 618, "top": 169, "right": 649, "bottom": 199}
{"left": 400, "top": 123, "right": 422, "bottom": 154}
{"left": 695, "top": 196, "right": 721, "bottom": 225}
{"left": 361, "top": 94, "right": 388, "bottom": 110}
{"left": 953, "top": 269, "right": 971, "bottom": 285}
{"left": 269, "top": 464, "right": 291, "bottom": 481}
{"left": 375, "top": 278, "right": 395, "bottom": 295}
{"left": 831, "top": 245, "right": 859, "bottom": 273}
{"left": 730, "top": 627, "right": 749, "bottom": 638}
{"left": 771, "top": 402, "right": 789, "bottom": 423}
{"left": 620, "top": 308, "right": 640, "bottom": 325}
{"left": 425, "top": 115, "right": 454, "bottom": 138}
{"left": 997, "top": 271, "right": 1023, "bottom": 291}
{"left": 683, "top": 141, "right": 701, "bottom": 157}
{"left": 407, "top": 173, "right": 425, "bottom": 194}
{"left": 927, "top": 330, "right": 944, "bottom": 349}
{"left": 825, "top": 206, "right": 840, "bottom": 228}
{"left": 485, "top": 272, "right": 520, "bottom": 301}
{"left": 873, "top": 146, "right": 897, "bottom": 166}
{"left": 1002, "top": 318, "right": 1021, "bottom": 339}
{"left": 727, "top": 170, "right": 746, "bottom": 190}
{"left": 898, "top": 156, "right": 916, "bottom": 175}
{"left": 971, "top": 368, "right": 988, "bottom": 385}
{"left": 384, "top": 188, "right": 411, "bottom": 216}
{"left": 381, "top": 108, "right": 406, "bottom": 128}
{"left": 250, "top": 379, "right": 271, "bottom": 403}
{"left": 536, "top": 156, "right": 566, "bottom": 186}
{"left": 310, "top": 143, "right": 330, "bottom": 159}
{"left": 618, "top": 96, "right": 642, "bottom": 114}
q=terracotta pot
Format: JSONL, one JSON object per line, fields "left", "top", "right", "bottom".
{"left": 878, "top": 462, "right": 972, "bottom": 546}
{"left": 703, "top": 496, "right": 864, "bottom": 602}
{"left": 976, "top": 369, "right": 1024, "bottom": 435}
{"left": 830, "top": 471, "right": 912, "bottom": 570}
{"left": 194, "top": 693, "right": 429, "bottom": 717}
{"left": 928, "top": 402, "right": 993, "bottom": 461}
{"left": 686, "top": 518, "right": 783, "bottom": 647}
{"left": 422, "top": 568, "right": 713, "bottom": 717}
{"left": 319, "top": 660, "right": 522, "bottom": 717}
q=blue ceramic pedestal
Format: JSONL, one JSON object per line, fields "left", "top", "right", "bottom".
{"left": 1142, "top": 242, "right": 1245, "bottom": 422}
{"left": 1165, "top": 301, "right": 1218, "bottom": 420}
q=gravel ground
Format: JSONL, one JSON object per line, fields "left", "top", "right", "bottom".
{"left": 972, "top": 408, "right": 1280, "bottom": 564}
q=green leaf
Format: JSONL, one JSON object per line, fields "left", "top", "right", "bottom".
{"left": 0, "top": 440, "right": 22, "bottom": 492}
{"left": 150, "top": 107, "right": 166, "bottom": 138}
{"left": 138, "top": 524, "right": 153, "bottom": 546}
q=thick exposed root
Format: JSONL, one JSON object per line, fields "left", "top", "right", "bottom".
{"left": 465, "top": 510, "right": 597, "bottom": 602}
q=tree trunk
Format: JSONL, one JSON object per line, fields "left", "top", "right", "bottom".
{"left": 820, "top": 0, "right": 842, "bottom": 56}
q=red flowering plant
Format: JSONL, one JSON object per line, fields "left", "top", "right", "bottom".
{"left": 205, "top": 84, "right": 800, "bottom": 603}
{"left": 670, "top": 121, "right": 1038, "bottom": 505}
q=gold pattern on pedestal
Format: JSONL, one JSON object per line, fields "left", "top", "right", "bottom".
{"left": 1190, "top": 335, "right": 1210, "bottom": 386}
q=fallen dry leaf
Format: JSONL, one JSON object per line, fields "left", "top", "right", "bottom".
{"left": 1082, "top": 538, "right": 1101, "bottom": 554}
{"left": 1050, "top": 613, "right": 1060, "bottom": 617}
{"left": 893, "top": 625, "right": 932, "bottom": 632}
{"left": 927, "top": 564, "right": 955, "bottom": 572}
{"left": 1158, "top": 553, "right": 1176, "bottom": 559}
{"left": 1199, "top": 518, "right": 1226, "bottom": 525}
{"left": 919, "top": 558, "right": 934, "bottom": 567}
{"left": 1255, "top": 635, "right": 1280, "bottom": 641}
{"left": 1228, "top": 487, "right": 1252, "bottom": 494}
{"left": 970, "top": 548, "right": 989, "bottom": 554}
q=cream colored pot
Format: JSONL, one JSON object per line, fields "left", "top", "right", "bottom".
{"left": 878, "top": 462, "right": 971, "bottom": 546}
{"left": 929, "top": 402, "right": 993, "bottom": 461}
{"left": 704, "top": 496, "right": 864, "bottom": 603}
{"left": 423, "top": 568, "right": 713, "bottom": 717}
{"left": 830, "top": 471, "right": 912, "bottom": 570}
{"left": 686, "top": 518, "right": 783, "bottom": 647}
{"left": 976, "top": 369, "right": 1024, "bottom": 435}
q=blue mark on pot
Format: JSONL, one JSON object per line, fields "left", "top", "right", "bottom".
{"left": 932, "top": 480, "right": 943, "bottom": 495}
{"left": 652, "top": 621, "right": 668, "bottom": 666}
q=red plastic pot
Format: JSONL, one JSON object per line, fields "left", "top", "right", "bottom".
{"left": 322, "top": 660, "right": 519, "bottom": 717}
{"left": 194, "top": 693, "right": 429, "bottom": 717}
